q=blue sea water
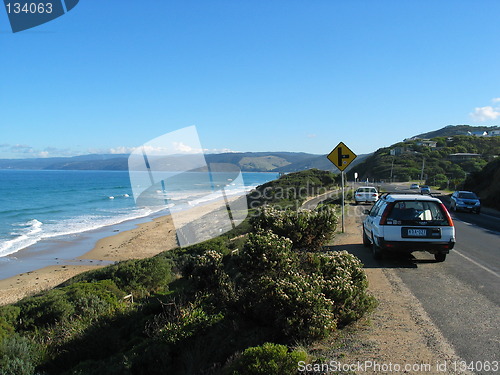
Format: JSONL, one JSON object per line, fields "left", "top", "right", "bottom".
{"left": 0, "top": 170, "right": 278, "bottom": 259}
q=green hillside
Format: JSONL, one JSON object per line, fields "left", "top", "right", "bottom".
{"left": 463, "top": 158, "right": 500, "bottom": 210}
{"left": 350, "top": 135, "right": 500, "bottom": 189}
{"left": 273, "top": 153, "right": 371, "bottom": 173}
{"left": 237, "top": 155, "right": 290, "bottom": 171}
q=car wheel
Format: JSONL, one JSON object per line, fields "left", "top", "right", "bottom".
{"left": 362, "top": 226, "right": 370, "bottom": 247}
{"left": 355, "top": 201, "right": 359, "bottom": 205}
{"left": 372, "top": 238, "right": 384, "bottom": 260}
{"left": 434, "top": 253, "right": 446, "bottom": 262}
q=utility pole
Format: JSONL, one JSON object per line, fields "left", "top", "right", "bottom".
{"left": 420, "top": 158, "right": 425, "bottom": 184}
{"left": 341, "top": 171, "right": 345, "bottom": 233}
{"left": 390, "top": 157, "right": 395, "bottom": 182}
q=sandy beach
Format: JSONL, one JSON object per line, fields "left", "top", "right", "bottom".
{"left": 0, "top": 197, "right": 240, "bottom": 306}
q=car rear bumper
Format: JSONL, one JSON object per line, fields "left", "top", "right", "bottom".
{"left": 355, "top": 197, "right": 378, "bottom": 202}
{"left": 378, "top": 238, "right": 455, "bottom": 253}
{"left": 456, "top": 206, "right": 480, "bottom": 212}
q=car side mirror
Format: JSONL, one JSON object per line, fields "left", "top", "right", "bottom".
{"left": 363, "top": 209, "right": 370, "bottom": 215}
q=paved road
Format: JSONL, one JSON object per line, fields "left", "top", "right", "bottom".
{"left": 332, "top": 183, "right": 500, "bottom": 372}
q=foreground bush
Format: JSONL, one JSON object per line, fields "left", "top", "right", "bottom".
{"left": 186, "top": 231, "right": 375, "bottom": 343}
{"left": 307, "top": 251, "right": 377, "bottom": 325}
{"left": 0, "top": 334, "right": 40, "bottom": 375}
{"left": 250, "top": 206, "right": 337, "bottom": 251}
{"left": 224, "top": 342, "right": 307, "bottom": 375}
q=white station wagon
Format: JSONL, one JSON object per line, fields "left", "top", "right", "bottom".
{"left": 362, "top": 193, "right": 455, "bottom": 262}
{"left": 354, "top": 186, "right": 379, "bottom": 204}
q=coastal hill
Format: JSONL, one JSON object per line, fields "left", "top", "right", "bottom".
{"left": 349, "top": 126, "right": 500, "bottom": 190}
{"left": 410, "top": 124, "right": 500, "bottom": 139}
{"left": 0, "top": 151, "right": 368, "bottom": 173}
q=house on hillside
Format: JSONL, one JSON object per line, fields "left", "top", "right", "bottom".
{"left": 448, "top": 153, "right": 481, "bottom": 162}
{"left": 390, "top": 146, "right": 413, "bottom": 156}
{"left": 415, "top": 139, "right": 437, "bottom": 147}
{"left": 467, "top": 131, "right": 488, "bottom": 137}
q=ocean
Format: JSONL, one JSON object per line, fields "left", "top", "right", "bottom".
{"left": 0, "top": 170, "right": 278, "bottom": 279}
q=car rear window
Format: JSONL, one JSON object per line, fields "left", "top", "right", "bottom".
{"left": 385, "top": 200, "right": 448, "bottom": 225}
{"left": 357, "top": 188, "right": 377, "bottom": 193}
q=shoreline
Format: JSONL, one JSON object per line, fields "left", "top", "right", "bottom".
{"left": 0, "top": 213, "right": 178, "bottom": 305}
{"left": 0, "top": 196, "right": 241, "bottom": 305}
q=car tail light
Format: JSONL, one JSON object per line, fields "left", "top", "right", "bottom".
{"left": 380, "top": 202, "right": 395, "bottom": 225}
{"left": 440, "top": 203, "right": 454, "bottom": 227}
{"left": 372, "top": 194, "right": 377, "bottom": 197}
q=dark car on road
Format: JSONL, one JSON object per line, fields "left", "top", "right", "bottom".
{"left": 450, "top": 191, "right": 481, "bottom": 214}
{"left": 420, "top": 185, "right": 431, "bottom": 194}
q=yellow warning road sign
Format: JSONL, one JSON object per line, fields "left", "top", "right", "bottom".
{"left": 327, "top": 142, "right": 357, "bottom": 171}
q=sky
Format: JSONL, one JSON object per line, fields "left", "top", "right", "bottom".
{"left": 1, "top": 0, "right": 500, "bottom": 159}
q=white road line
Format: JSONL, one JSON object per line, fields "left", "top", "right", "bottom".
{"left": 481, "top": 213, "right": 500, "bottom": 221}
{"left": 454, "top": 249, "right": 500, "bottom": 278}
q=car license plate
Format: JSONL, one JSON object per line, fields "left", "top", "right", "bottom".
{"left": 402, "top": 227, "right": 441, "bottom": 238}
{"left": 407, "top": 228, "right": 427, "bottom": 237}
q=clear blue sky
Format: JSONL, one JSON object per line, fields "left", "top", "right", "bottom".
{"left": 2, "top": 0, "right": 500, "bottom": 159}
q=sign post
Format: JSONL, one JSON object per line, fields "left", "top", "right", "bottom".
{"left": 327, "top": 142, "right": 357, "bottom": 233}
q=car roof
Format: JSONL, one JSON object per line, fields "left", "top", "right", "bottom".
{"left": 382, "top": 194, "right": 441, "bottom": 203}
{"left": 357, "top": 186, "right": 377, "bottom": 189}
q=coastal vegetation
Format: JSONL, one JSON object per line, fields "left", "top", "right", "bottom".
{"left": 0, "top": 169, "right": 376, "bottom": 374}
{"left": 247, "top": 168, "right": 338, "bottom": 209}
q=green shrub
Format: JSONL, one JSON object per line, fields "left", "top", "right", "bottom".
{"left": 65, "top": 257, "right": 173, "bottom": 295}
{"left": 249, "top": 273, "right": 337, "bottom": 341}
{"left": 16, "top": 289, "right": 75, "bottom": 331}
{"left": 250, "top": 206, "right": 337, "bottom": 251}
{"left": 168, "top": 237, "right": 229, "bottom": 275}
{"left": 0, "top": 317, "right": 15, "bottom": 342}
{"left": 237, "top": 232, "right": 337, "bottom": 341}
{"left": 0, "top": 334, "right": 40, "bottom": 375}
{"left": 239, "top": 231, "right": 296, "bottom": 279}
{"left": 0, "top": 305, "right": 20, "bottom": 341}
{"left": 190, "top": 250, "right": 236, "bottom": 307}
{"left": 155, "top": 302, "right": 224, "bottom": 345}
{"left": 307, "top": 251, "right": 377, "bottom": 325}
{"left": 224, "top": 342, "right": 307, "bottom": 375}
{"left": 15, "top": 280, "right": 125, "bottom": 331}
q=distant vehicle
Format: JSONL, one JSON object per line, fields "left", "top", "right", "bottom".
{"left": 450, "top": 191, "right": 481, "bottom": 214}
{"left": 410, "top": 183, "right": 420, "bottom": 189}
{"left": 354, "top": 187, "right": 378, "bottom": 205}
{"left": 362, "top": 193, "right": 455, "bottom": 262}
{"left": 420, "top": 185, "right": 430, "bottom": 194}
